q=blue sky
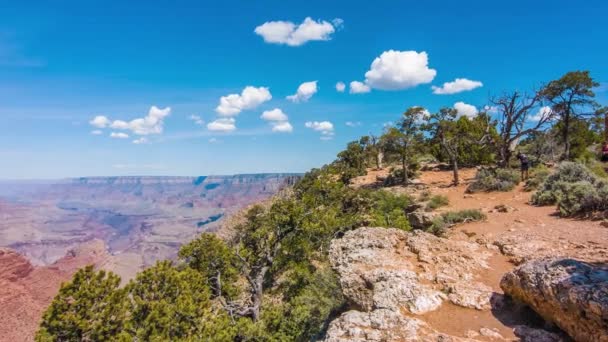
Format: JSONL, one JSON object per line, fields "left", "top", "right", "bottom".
{"left": 1, "top": 0, "right": 607, "bottom": 179}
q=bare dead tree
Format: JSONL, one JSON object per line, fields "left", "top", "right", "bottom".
{"left": 490, "top": 90, "right": 554, "bottom": 167}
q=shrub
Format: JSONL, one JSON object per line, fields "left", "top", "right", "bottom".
{"left": 425, "top": 195, "right": 449, "bottom": 211}
{"left": 532, "top": 162, "right": 608, "bottom": 216}
{"left": 523, "top": 165, "right": 551, "bottom": 192}
{"left": 532, "top": 162, "right": 600, "bottom": 205}
{"left": 466, "top": 168, "right": 520, "bottom": 193}
{"left": 367, "top": 190, "right": 412, "bottom": 230}
{"left": 429, "top": 209, "right": 486, "bottom": 235}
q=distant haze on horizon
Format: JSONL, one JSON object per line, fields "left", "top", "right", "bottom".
{"left": 1, "top": 0, "right": 607, "bottom": 178}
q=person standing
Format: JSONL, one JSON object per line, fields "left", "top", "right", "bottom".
{"left": 516, "top": 152, "right": 530, "bottom": 181}
{"left": 602, "top": 142, "right": 608, "bottom": 162}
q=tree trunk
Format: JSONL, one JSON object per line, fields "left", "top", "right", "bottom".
{"left": 376, "top": 151, "right": 383, "bottom": 169}
{"left": 250, "top": 267, "right": 267, "bottom": 322}
{"left": 402, "top": 154, "right": 408, "bottom": 185}
{"left": 563, "top": 114, "right": 571, "bottom": 160}
{"left": 452, "top": 157, "right": 459, "bottom": 185}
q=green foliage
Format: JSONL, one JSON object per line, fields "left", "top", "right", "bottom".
{"left": 36, "top": 266, "right": 126, "bottom": 342}
{"left": 532, "top": 162, "right": 608, "bottom": 216}
{"left": 523, "top": 165, "right": 551, "bottom": 191}
{"left": 425, "top": 195, "right": 449, "bottom": 211}
{"left": 124, "top": 261, "right": 234, "bottom": 341}
{"left": 467, "top": 168, "right": 520, "bottom": 193}
{"left": 532, "top": 162, "right": 599, "bottom": 205}
{"left": 429, "top": 209, "right": 486, "bottom": 235}
{"left": 178, "top": 233, "right": 240, "bottom": 299}
{"left": 366, "top": 190, "right": 412, "bottom": 230}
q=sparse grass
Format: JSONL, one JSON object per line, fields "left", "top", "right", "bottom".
{"left": 428, "top": 209, "right": 486, "bottom": 235}
{"left": 466, "top": 168, "right": 520, "bottom": 193}
{"left": 417, "top": 190, "right": 432, "bottom": 202}
{"left": 425, "top": 195, "right": 449, "bottom": 211}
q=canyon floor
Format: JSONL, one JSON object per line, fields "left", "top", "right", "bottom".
{"left": 346, "top": 167, "right": 608, "bottom": 340}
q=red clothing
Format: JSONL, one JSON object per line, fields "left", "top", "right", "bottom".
{"left": 603, "top": 145, "right": 608, "bottom": 154}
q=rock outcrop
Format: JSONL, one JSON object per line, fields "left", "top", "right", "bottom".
{"left": 324, "top": 309, "right": 471, "bottom": 342}
{"left": 325, "top": 227, "right": 496, "bottom": 341}
{"left": 501, "top": 258, "right": 608, "bottom": 342}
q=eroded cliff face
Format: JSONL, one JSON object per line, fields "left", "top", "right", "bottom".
{"left": 0, "top": 174, "right": 297, "bottom": 273}
{"left": 0, "top": 240, "right": 108, "bottom": 342}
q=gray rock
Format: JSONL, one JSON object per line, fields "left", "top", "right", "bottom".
{"left": 407, "top": 210, "right": 435, "bottom": 229}
{"left": 501, "top": 258, "right": 608, "bottom": 342}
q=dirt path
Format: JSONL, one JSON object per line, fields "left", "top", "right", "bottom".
{"left": 357, "top": 167, "right": 608, "bottom": 340}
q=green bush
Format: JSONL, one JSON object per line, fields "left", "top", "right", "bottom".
{"left": 425, "top": 195, "right": 449, "bottom": 211}
{"left": 466, "top": 168, "right": 520, "bottom": 193}
{"left": 429, "top": 209, "right": 486, "bottom": 235}
{"left": 367, "top": 190, "right": 412, "bottom": 230}
{"left": 532, "top": 162, "right": 600, "bottom": 205}
{"left": 523, "top": 165, "right": 551, "bottom": 192}
{"left": 532, "top": 162, "right": 608, "bottom": 216}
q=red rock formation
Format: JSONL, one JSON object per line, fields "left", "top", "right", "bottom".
{"left": 0, "top": 240, "right": 108, "bottom": 342}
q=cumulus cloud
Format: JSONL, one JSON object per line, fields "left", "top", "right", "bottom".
{"left": 106, "top": 106, "right": 171, "bottom": 136}
{"left": 254, "top": 17, "right": 341, "bottom": 46}
{"left": 345, "top": 121, "right": 361, "bottom": 127}
{"left": 363, "top": 50, "right": 436, "bottom": 90}
{"left": 189, "top": 114, "right": 204, "bottom": 125}
{"left": 261, "top": 108, "right": 288, "bottom": 121}
{"left": 286, "top": 81, "right": 318, "bottom": 103}
{"left": 90, "top": 130, "right": 103, "bottom": 135}
{"left": 454, "top": 102, "right": 478, "bottom": 118}
{"left": 207, "top": 118, "right": 236, "bottom": 132}
{"left": 261, "top": 108, "right": 293, "bottom": 133}
{"left": 335, "top": 81, "right": 346, "bottom": 92}
{"left": 110, "top": 132, "right": 130, "bottom": 139}
{"left": 305, "top": 121, "right": 334, "bottom": 139}
{"left": 90, "top": 115, "right": 110, "bottom": 128}
{"left": 432, "top": 78, "right": 483, "bottom": 95}
{"left": 271, "top": 121, "right": 293, "bottom": 133}
{"left": 215, "top": 86, "right": 272, "bottom": 116}
{"left": 132, "top": 137, "right": 149, "bottom": 144}
{"left": 349, "top": 81, "right": 371, "bottom": 94}
{"left": 529, "top": 106, "right": 553, "bottom": 122}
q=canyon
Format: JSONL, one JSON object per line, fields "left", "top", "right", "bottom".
{"left": 0, "top": 174, "right": 295, "bottom": 342}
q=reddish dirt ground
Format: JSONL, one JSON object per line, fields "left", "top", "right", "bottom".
{"left": 353, "top": 166, "right": 608, "bottom": 340}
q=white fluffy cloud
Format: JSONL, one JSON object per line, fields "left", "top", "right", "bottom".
{"left": 216, "top": 86, "right": 272, "bottom": 116}
{"left": 271, "top": 121, "right": 293, "bottom": 133}
{"left": 432, "top": 78, "right": 483, "bottom": 95}
{"left": 345, "top": 121, "right": 361, "bottom": 127}
{"left": 305, "top": 121, "right": 334, "bottom": 139}
{"left": 529, "top": 106, "right": 553, "bottom": 122}
{"left": 189, "top": 114, "right": 204, "bottom": 125}
{"left": 261, "top": 108, "right": 288, "bottom": 121}
{"left": 207, "top": 118, "right": 236, "bottom": 132}
{"left": 254, "top": 17, "right": 341, "bottom": 46}
{"left": 105, "top": 106, "right": 171, "bottom": 136}
{"left": 349, "top": 81, "right": 371, "bottom": 94}
{"left": 286, "top": 81, "right": 318, "bottom": 103}
{"left": 132, "top": 137, "right": 148, "bottom": 144}
{"left": 335, "top": 82, "right": 346, "bottom": 92}
{"left": 363, "top": 50, "right": 436, "bottom": 90}
{"left": 110, "top": 132, "right": 129, "bottom": 139}
{"left": 90, "top": 115, "right": 110, "bottom": 128}
{"left": 90, "top": 130, "right": 103, "bottom": 135}
{"left": 261, "top": 108, "right": 292, "bottom": 133}
{"left": 454, "top": 102, "right": 478, "bottom": 118}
